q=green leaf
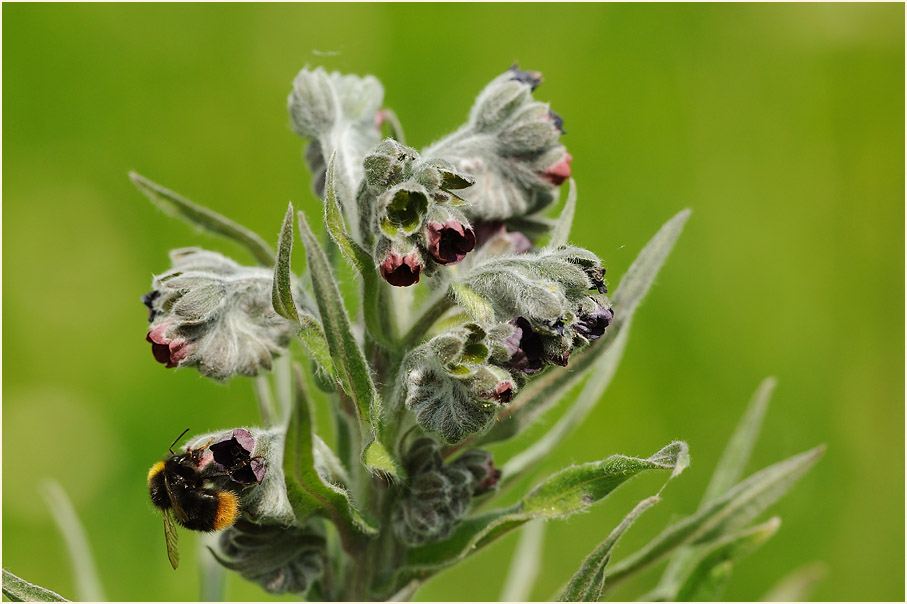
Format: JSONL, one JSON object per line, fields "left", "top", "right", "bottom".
{"left": 558, "top": 496, "right": 660, "bottom": 602}
{"left": 296, "top": 210, "right": 380, "bottom": 432}
{"left": 477, "top": 209, "right": 691, "bottom": 449}
{"left": 2, "top": 569, "right": 68, "bottom": 602}
{"left": 272, "top": 203, "right": 300, "bottom": 322}
{"left": 548, "top": 178, "right": 577, "bottom": 248}
{"left": 40, "top": 480, "right": 106, "bottom": 602}
{"left": 322, "top": 152, "right": 397, "bottom": 348}
{"left": 702, "top": 377, "right": 776, "bottom": 506}
{"left": 500, "top": 521, "right": 546, "bottom": 602}
{"left": 675, "top": 517, "right": 781, "bottom": 601}
{"left": 296, "top": 311, "right": 337, "bottom": 383}
{"left": 656, "top": 377, "right": 777, "bottom": 594}
{"left": 361, "top": 438, "right": 403, "bottom": 479}
{"left": 760, "top": 562, "right": 827, "bottom": 602}
{"left": 283, "top": 363, "right": 378, "bottom": 543}
{"left": 403, "top": 442, "right": 687, "bottom": 573}
{"left": 130, "top": 171, "right": 276, "bottom": 266}
{"left": 605, "top": 445, "right": 824, "bottom": 590}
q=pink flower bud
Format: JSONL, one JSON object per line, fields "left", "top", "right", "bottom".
{"left": 541, "top": 153, "right": 573, "bottom": 186}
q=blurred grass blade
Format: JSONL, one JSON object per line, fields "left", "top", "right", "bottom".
{"left": 284, "top": 363, "right": 378, "bottom": 542}
{"left": 2, "top": 570, "right": 68, "bottom": 602}
{"left": 605, "top": 445, "right": 824, "bottom": 590}
{"left": 702, "top": 377, "right": 776, "bottom": 505}
{"left": 558, "top": 496, "right": 659, "bottom": 602}
{"left": 675, "top": 517, "right": 781, "bottom": 601}
{"left": 548, "top": 178, "right": 577, "bottom": 248}
{"left": 322, "top": 152, "right": 397, "bottom": 347}
{"left": 198, "top": 533, "right": 226, "bottom": 602}
{"left": 40, "top": 480, "right": 106, "bottom": 601}
{"left": 130, "top": 171, "right": 276, "bottom": 266}
{"left": 479, "top": 209, "right": 691, "bottom": 450}
{"left": 272, "top": 203, "right": 300, "bottom": 322}
{"left": 254, "top": 374, "right": 277, "bottom": 427}
{"left": 297, "top": 209, "right": 380, "bottom": 432}
{"left": 500, "top": 520, "right": 546, "bottom": 602}
{"left": 403, "top": 442, "right": 687, "bottom": 575}
{"left": 760, "top": 562, "right": 827, "bottom": 602}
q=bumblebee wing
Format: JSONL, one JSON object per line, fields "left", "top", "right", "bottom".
{"left": 163, "top": 472, "right": 190, "bottom": 524}
{"left": 162, "top": 508, "right": 180, "bottom": 570}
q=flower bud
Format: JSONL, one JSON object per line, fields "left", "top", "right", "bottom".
{"left": 143, "top": 248, "right": 297, "bottom": 381}
{"left": 450, "top": 449, "right": 501, "bottom": 495}
{"left": 404, "top": 363, "right": 496, "bottom": 444}
{"left": 288, "top": 67, "right": 383, "bottom": 139}
{"left": 215, "top": 519, "right": 325, "bottom": 595}
{"left": 375, "top": 238, "right": 424, "bottom": 287}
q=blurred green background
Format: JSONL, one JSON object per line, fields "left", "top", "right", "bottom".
{"left": 3, "top": 3, "right": 903, "bottom": 602}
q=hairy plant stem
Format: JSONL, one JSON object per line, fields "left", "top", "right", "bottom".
{"left": 400, "top": 288, "right": 455, "bottom": 349}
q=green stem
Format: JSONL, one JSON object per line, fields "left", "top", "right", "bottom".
{"left": 400, "top": 288, "right": 454, "bottom": 349}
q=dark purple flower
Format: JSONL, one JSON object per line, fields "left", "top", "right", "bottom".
{"left": 380, "top": 251, "right": 423, "bottom": 287}
{"left": 474, "top": 458, "right": 501, "bottom": 494}
{"left": 210, "top": 429, "right": 266, "bottom": 485}
{"left": 575, "top": 305, "right": 614, "bottom": 341}
{"left": 584, "top": 266, "right": 608, "bottom": 294}
{"left": 506, "top": 317, "right": 546, "bottom": 375}
{"left": 541, "top": 153, "right": 573, "bottom": 186}
{"left": 146, "top": 324, "right": 191, "bottom": 369}
{"left": 508, "top": 64, "right": 543, "bottom": 91}
{"left": 141, "top": 290, "right": 160, "bottom": 323}
{"left": 549, "top": 110, "right": 566, "bottom": 134}
{"left": 425, "top": 220, "right": 477, "bottom": 265}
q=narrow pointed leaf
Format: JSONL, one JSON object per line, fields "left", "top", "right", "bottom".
{"left": 657, "top": 377, "right": 778, "bottom": 594}
{"left": 676, "top": 517, "right": 781, "bottom": 601}
{"left": 702, "top": 377, "right": 776, "bottom": 505}
{"left": 451, "top": 281, "right": 494, "bottom": 323}
{"left": 2, "top": 570, "right": 68, "bottom": 602}
{"left": 558, "top": 496, "right": 660, "bottom": 602}
{"left": 477, "top": 209, "right": 691, "bottom": 448}
{"left": 130, "top": 171, "right": 275, "bottom": 266}
{"left": 362, "top": 438, "right": 403, "bottom": 479}
{"left": 272, "top": 203, "right": 300, "bottom": 322}
{"left": 605, "top": 446, "right": 824, "bottom": 590}
{"left": 548, "top": 178, "right": 577, "bottom": 248}
{"left": 40, "top": 481, "right": 106, "bottom": 602}
{"left": 322, "top": 152, "right": 396, "bottom": 347}
{"left": 284, "top": 364, "right": 378, "bottom": 542}
{"left": 297, "top": 210, "right": 379, "bottom": 431}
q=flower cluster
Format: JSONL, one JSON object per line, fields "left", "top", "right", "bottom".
{"left": 143, "top": 248, "right": 297, "bottom": 381}
{"left": 424, "top": 65, "right": 572, "bottom": 226}
{"left": 402, "top": 323, "right": 519, "bottom": 443}
{"left": 360, "top": 139, "right": 478, "bottom": 286}
{"left": 392, "top": 437, "right": 499, "bottom": 546}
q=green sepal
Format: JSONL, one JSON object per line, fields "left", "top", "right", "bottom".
{"left": 130, "top": 171, "right": 276, "bottom": 266}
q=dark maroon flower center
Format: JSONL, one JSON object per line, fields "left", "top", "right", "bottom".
{"left": 426, "top": 221, "right": 476, "bottom": 265}
{"left": 380, "top": 252, "right": 422, "bottom": 287}
{"left": 507, "top": 317, "right": 546, "bottom": 375}
{"left": 210, "top": 429, "right": 266, "bottom": 485}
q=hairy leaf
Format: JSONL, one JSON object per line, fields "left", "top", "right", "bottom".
{"left": 2, "top": 570, "right": 68, "bottom": 602}
{"left": 130, "top": 171, "right": 275, "bottom": 266}
{"left": 284, "top": 364, "right": 377, "bottom": 543}
{"left": 605, "top": 446, "right": 824, "bottom": 590}
{"left": 558, "top": 496, "right": 659, "bottom": 602}
{"left": 272, "top": 203, "right": 300, "bottom": 322}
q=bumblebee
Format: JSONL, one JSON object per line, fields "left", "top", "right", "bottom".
{"left": 147, "top": 429, "right": 242, "bottom": 569}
